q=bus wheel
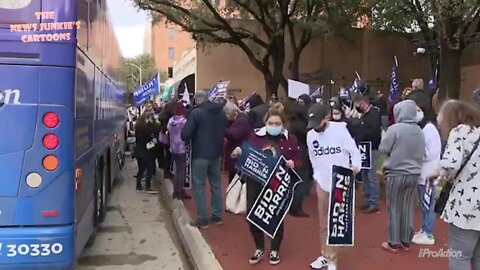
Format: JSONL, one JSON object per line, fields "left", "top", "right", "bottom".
{"left": 95, "top": 165, "right": 106, "bottom": 224}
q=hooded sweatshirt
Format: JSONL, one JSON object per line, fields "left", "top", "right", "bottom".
{"left": 167, "top": 115, "right": 187, "bottom": 154}
{"left": 181, "top": 101, "right": 228, "bottom": 159}
{"left": 379, "top": 100, "right": 425, "bottom": 176}
{"left": 307, "top": 121, "right": 362, "bottom": 192}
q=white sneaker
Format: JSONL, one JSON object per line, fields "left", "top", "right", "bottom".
{"left": 328, "top": 262, "right": 337, "bottom": 270}
{"left": 413, "top": 232, "right": 435, "bottom": 245}
{"left": 310, "top": 256, "right": 328, "bottom": 269}
{"left": 412, "top": 231, "right": 424, "bottom": 242}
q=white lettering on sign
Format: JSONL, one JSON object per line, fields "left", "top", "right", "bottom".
{"left": 244, "top": 157, "right": 268, "bottom": 180}
{"left": 0, "top": 89, "right": 21, "bottom": 104}
{"left": 331, "top": 173, "right": 351, "bottom": 238}
{"left": 0, "top": 243, "right": 63, "bottom": 257}
{"left": 358, "top": 144, "right": 367, "bottom": 160}
{"left": 253, "top": 163, "right": 291, "bottom": 225}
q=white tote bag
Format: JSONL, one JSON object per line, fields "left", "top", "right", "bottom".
{"left": 225, "top": 174, "right": 247, "bottom": 215}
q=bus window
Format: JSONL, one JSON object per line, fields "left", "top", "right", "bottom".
{"left": 0, "top": 0, "right": 39, "bottom": 28}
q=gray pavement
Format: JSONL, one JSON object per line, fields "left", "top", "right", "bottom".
{"left": 76, "top": 157, "right": 191, "bottom": 270}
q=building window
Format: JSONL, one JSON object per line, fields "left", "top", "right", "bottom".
{"left": 168, "top": 47, "right": 175, "bottom": 59}
{"left": 168, "top": 28, "right": 175, "bottom": 39}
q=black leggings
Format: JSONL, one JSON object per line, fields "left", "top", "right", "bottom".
{"left": 136, "top": 154, "right": 154, "bottom": 189}
{"left": 246, "top": 179, "right": 284, "bottom": 251}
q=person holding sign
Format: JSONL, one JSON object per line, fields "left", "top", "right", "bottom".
{"left": 350, "top": 90, "right": 382, "bottom": 214}
{"left": 379, "top": 100, "right": 425, "bottom": 253}
{"left": 306, "top": 103, "right": 361, "bottom": 270}
{"left": 231, "top": 109, "right": 300, "bottom": 266}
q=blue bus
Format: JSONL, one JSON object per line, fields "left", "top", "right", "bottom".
{"left": 0, "top": 0, "right": 127, "bottom": 269}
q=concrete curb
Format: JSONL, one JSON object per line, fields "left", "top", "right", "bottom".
{"left": 158, "top": 178, "right": 223, "bottom": 270}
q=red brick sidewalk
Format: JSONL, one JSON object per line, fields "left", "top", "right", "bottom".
{"left": 183, "top": 179, "right": 449, "bottom": 270}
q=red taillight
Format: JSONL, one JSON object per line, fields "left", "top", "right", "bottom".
{"left": 42, "top": 134, "right": 59, "bottom": 150}
{"left": 42, "top": 112, "right": 59, "bottom": 128}
{"left": 42, "top": 211, "right": 60, "bottom": 217}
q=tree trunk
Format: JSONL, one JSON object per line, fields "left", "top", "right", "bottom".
{"left": 289, "top": 51, "right": 301, "bottom": 81}
{"left": 267, "top": 35, "right": 287, "bottom": 99}
{"left": 438, "top": 38, "right": 463, "bottom": 102}
{"left": 264, "top": 76, "right": 279, "bottom": 98}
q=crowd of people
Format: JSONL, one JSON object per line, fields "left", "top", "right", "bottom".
{"left": 128, "top": 80, "right": 480, "bottom": 270}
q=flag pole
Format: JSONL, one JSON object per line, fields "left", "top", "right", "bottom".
{"left": 355, "top": 71, "right": 361, "bottom": 80}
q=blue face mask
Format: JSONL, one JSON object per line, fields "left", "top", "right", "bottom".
{"left": 266, "top": 125, "right": 283, "bottom": 136}
{"left": 416, "top": 111, "right": 424, "bottom": 123}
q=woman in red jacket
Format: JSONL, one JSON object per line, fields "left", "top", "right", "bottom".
{"left": 231, "top": 108, "right": 301, "bottom": 266}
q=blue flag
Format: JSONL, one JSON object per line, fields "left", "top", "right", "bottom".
{"left": 208, "top": 80, "right": 229, "bottom": 101}
{"left": 428, "top": 60, "right": 439, "bottom": 93}
{"left": 389, "top": 56, "right": 400, "bottom": 103}
{"left": 133, "top": 73, "right": 160, "bottom": 107}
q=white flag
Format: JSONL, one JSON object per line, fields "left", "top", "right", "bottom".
{"left": 181, "top": 83, "right": 190, "bottom": 104}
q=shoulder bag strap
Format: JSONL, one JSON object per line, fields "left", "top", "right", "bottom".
{"left": 454, "top": 135, "right": 480, "bottom": 179}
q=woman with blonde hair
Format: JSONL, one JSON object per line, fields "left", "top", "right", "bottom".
{"left": 432, "top": 100, "right": 480, "bottom": 270}
{"left": 270, "top": 101, "right": 285, "bottom": 113}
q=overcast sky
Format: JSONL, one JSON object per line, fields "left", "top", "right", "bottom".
{"left": 108, "top": 0, "right": 148, "bottom": 58}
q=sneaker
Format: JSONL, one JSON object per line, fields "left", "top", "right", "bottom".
{"left": 269, "top": 250, "right": 280, "bottom": 265}
{"left": 310, "top": 256, "right": 328, "bottom": 269}
{"left": 412, "top": 232, "right": 435, "bottom": 245}
{"left": 249, "top": 249, "right": 264, "bottom": 265}
{"left": 136, "top": 186, "right": 143, "bottom": 192}
{"left": 210, "top": 216, "right": 223, "bottom": 225}
{"left": 328, "top": 262, "right": 337, "bottom": 270}
{"left": 190, "top": 220, "right": 209, "bottom": 229}
{"left": 412, "top": 231, "right": 423, "bottom": 242}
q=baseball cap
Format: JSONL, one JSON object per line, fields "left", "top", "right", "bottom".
{"left": 307, "top": 103, "right": 331, "bottom": 129}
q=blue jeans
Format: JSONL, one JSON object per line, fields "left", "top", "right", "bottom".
{"left": 362, "top": 150, "right": 379, "bottom": 208}
{"left": 191, "top": 158, "right": 223, "bottom": 223}
{"left": 418, "top": 184, "right": 436, "bottom": 236}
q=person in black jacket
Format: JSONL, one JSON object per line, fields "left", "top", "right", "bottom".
{"left": 158, "top": 102, "right": 176, "bottom": 179}
{"left": 350, "top": 92, "right": 382, "bottom": 213}
{"left": 285, "top": 102, "right": 310, "bottom": 217}
{"left": 248, "top": 94, "right": 269, "bottom": 130}
{"left": 134, "top": 114, "right": 157, "bottom": 193}
{"left": 181, "top": 90, "right": 228, "bottom": 228}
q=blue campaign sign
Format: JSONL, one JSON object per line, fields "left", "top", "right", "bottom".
{"left": 133, "top": 74, "right": 160, "bottom": 107}
{"left": 327, "top": 165, "right": 355, "bottom": 246}
{"left": 246, "top": 156, "right": 303, "bottom": 239}
{"left": 235, "top": 142, "right": 279, "bottom": 185}
{"left": 357, "top": 141, "right": 372, "bottom": 169}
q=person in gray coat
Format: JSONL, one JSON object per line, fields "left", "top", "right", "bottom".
{"left": 379, "top": 99, "right": 426, "bottom": 253}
